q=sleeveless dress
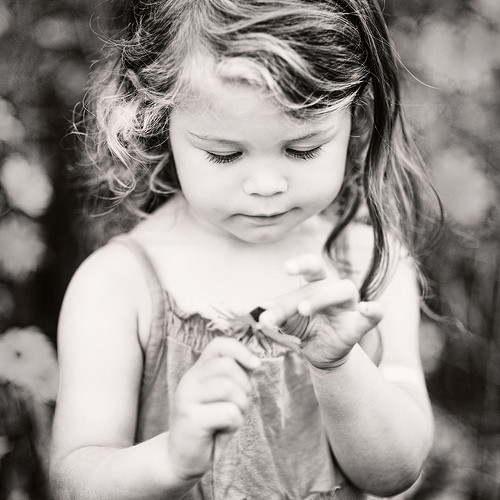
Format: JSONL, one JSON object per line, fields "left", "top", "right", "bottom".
{"left": 113, "top": 236, "right": 373, "bottom": 500}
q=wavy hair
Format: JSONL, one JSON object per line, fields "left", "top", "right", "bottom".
{"left": 76, "top": 0, "right": 442, "bottom": 299}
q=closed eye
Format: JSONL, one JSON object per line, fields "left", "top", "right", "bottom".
{"left": 206, "top": 151, "right": 242, "bottom": 164}
{"left": 286, "top": 146, "right": 323, "bottom": 160}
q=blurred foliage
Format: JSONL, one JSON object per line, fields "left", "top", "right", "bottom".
{"left": 0, "top": 0, "right": 499, "bottom": 498}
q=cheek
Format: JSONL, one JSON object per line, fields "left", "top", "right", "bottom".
{"left": 308, "top": 156, "right": 347, "bottom": 201}
{"left": 175, "top": 162, "right": 231, "bottom": 214}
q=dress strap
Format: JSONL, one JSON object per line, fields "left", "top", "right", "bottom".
{"left": 110, "top": 235, "right": 165, "bottom": 299}
{"left": 110, "top": 234, "right": 168, "bottom": 400}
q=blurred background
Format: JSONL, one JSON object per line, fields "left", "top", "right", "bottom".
{"left": 0, "top": 0, "right": 499, "bottom": 498}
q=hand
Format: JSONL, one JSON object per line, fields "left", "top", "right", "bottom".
{"left": 259, "top": 254, "right": 383, "bottom": 370}
{"left": 168, "top": 337, "right": 260, "bottom": 481}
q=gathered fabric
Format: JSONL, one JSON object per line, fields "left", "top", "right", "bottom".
{"left": 113, "top": 235, "right": 368, "bottom": 499}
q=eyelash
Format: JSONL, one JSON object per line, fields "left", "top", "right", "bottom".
{"left": 286, "top": 146, "right": 323, "bottom": 160}
{"left": 206, "top": 146, "right": 323, "bottom": 164}
{"left": 206, "top": 152, "right": 242, "bottom": 164}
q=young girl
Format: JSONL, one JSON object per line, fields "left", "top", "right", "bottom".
{"left": 50, "top": 1, "right": 442, "bottom": 498}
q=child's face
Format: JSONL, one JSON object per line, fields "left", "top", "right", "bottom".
{"left": 169, "top": 79, "right": 351, "bottom": 244}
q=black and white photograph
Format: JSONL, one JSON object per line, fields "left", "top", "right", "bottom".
{"left": 0, "top": 1, "right": 499, "bottom": 498}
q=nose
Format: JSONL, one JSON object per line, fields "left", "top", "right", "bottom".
{"left": 243, "top": 167, "right": 288, "bottom": 197}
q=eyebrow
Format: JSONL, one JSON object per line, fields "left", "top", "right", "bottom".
{"left": 188, "top": 132, "right": 240, "bottom": 145}
{"left": 188, "top": 126, "right": 337, "bottom": 145}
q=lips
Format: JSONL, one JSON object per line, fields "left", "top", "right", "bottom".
{"left": 247, "top": 211, "right": 287, "bottom": 218}
{"left": 237, "top": 209, "right": 295, "bottom": 225}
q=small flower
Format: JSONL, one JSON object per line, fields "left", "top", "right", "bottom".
{"left": 0, "top": 327, "right": 58, "bottom": 402}
{"left": 0, "top": 214, "right": 46, "bottom": 280}
{"left": 0, "top": 153, "right": 53, "bottom": 217}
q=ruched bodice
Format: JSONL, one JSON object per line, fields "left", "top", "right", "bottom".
{"left": 113, "top": 236, "right": 368, "bottom": 499}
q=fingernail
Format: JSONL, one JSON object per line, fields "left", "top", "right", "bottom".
{"left": 358, "top": 301, "right": 374, "bottom": 316}
{"left": 358, "top": 301, "right": 369, "bottom": 313}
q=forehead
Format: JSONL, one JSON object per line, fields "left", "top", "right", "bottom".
{"left": 174, "top": 53, "right": 353, "bottom": 118}
{"left": 173, "top": 74, "right": 350, "bottom": 140}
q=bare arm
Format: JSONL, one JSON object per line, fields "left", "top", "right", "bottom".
{"left": 309, "top": 257, "right": 433, "bottom": 495}
{"left": 50, "top": 246, "right": 195, "bottom": 499}
{"left": 259, "top": 243, "right": 433, "bottom": 496}
{"left": 50, "top": 245, "right": 258, "bottom": 499}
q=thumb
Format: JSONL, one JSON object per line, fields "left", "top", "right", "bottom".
{"left": 356, "top": 301, "right": 384, "bottom": 335}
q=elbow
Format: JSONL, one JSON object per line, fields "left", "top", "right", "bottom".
{"left": 367, "top": 410, "right": 434, "bottom": 496}
{"left": 362, "top": 461, "right": 424, "bottom": 497}
{"left": 366, "top": 449, "right": 431, "bottom": 496}
{"left": 345, "top": 458, "right": 425, "bottom": 497}
{"left": 349, "top": 429, "right": 433, "bottom": 497}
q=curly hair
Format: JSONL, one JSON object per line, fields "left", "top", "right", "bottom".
{"left": 75, "top": 0, "right": 442, "bottom": 299}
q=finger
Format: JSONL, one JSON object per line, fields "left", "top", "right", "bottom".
{"left": 259, "top": 280, "right": 325, "bottom": 327}
{"left": 356, "top": 301, "right": 384, "bottom": 333}
{"left": 201, "top": 337, "right": 261, "bottom": 371}
{"left": 296, "top": 279, "right": 359, "bottom": 316}
{"left": 284, "top": 254, "right": 328, "bottom": 282}
{"left": 259, "top": 279, "right": 358, "bottom": 327}
{"left": 197, "top": 356, "right": 252, "bottom": 394}
{"left": 198, "top": 377, "right": 250, "bottom": 413}
{"left": 199, "top": 402, "right": 245, "bottom": 433}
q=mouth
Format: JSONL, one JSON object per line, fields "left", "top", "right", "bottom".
{"left": 249, "top": 211, "right": 287, "bottom": 219}
{"left": 238, "top": 209, "right": 294, "bottom": 225}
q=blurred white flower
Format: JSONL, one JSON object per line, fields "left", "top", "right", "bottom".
{"left": 416, "top": 19, "right": 500, "bottom": 91}
{"left": 0, "top": 153, "right": 53, "bottom": 217}
{"left": 0, "top": 2, "right": 12, "bottom": 39}
{"left": 477, "top": 0, "right": 500, "bottom": 22}
{"left": 0, "top": 327, "right": 58, "bottom": 402}
{"left": 430, "top": 146, "right": 496, "bottom": 227}
{"left": 33, "top": 16, "right": 78, "bottom": 50}
{"left": 0, "top": 215, "right": 46, "bottom": 280}
{"left": 0, "top": 98, "right": 25, "bottom": 144}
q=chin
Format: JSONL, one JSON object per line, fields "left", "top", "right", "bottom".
{"left": 231, "top": 228, "right": 291, "bottom": 245}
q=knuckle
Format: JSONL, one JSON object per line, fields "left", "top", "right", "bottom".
{"left": 216, "top": 377, "right": 234, "bottom": 398}
{"left": 226, "top": 404, "right": 244, "bottom": 428}
{"left": 216, "top": 356, "right": 236, "bottom": 372}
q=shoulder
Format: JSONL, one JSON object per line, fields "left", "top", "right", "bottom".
{"left": 65, "top": 239, "right": 147, "bottom": 302}
{"left": 59, "top": 238, "right": 153, "bottom": 349}
{"left": 53, "top": 240, "right": 154, "bottom": 458}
